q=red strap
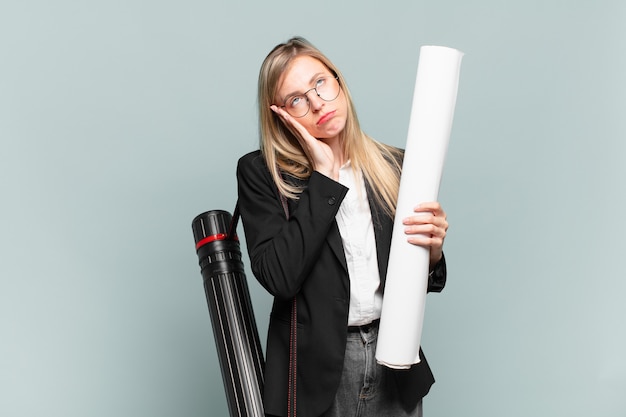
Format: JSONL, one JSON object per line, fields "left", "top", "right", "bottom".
{"left": 194, "top": 233, "right": 227, "bottom": 250}
{"left": 287, "top": 297, "right": 297, "bottom": 417}
{"left": 280, "top": 192, "right": 297, "bottom": 417}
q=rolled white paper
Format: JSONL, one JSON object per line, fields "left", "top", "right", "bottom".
{"left": 376, "top": 46, "right": 463, "bottom": 369}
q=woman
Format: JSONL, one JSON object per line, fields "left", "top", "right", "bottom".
{"left": 237, "top": 37, "right": 448, "bottom": 417}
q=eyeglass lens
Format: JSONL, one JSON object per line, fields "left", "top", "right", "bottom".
{"left": 283, "top": 76, "right": 340, "bottom": 118}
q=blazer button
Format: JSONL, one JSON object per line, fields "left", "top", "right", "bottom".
{"left": 328, "top": 196, "right": 336, "bottom": 205}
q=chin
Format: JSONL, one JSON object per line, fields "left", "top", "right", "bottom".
{"left": 325, "top": 120, "right": 346, "bottom": 137}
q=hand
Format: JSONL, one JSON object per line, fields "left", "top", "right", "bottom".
{"left": 270, "top": 105, "right": 338, "bottom": 179}
{"left": 402, "top": 202, "right": 448, "bottom": 267}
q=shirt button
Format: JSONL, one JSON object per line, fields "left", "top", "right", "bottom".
{"left": 328, "top": 197, "right": 336, "bottom": 205}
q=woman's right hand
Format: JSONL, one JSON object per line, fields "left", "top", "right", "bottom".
{"left": 270, "top": 105, "right": 338, "bottom": 179}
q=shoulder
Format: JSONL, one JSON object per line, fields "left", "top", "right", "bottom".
{"left": 236, "top": 149, "right": 278, "bottom": 198}
{"left": 238, "top": 149, "right": 263, "bottom": 167}
{"left": 237, "top": 149, "right": 268, "bottom": 176}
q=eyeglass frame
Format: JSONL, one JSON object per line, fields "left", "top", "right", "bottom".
{"left": 278, "top": 75, "right": 341, "bottom": 118}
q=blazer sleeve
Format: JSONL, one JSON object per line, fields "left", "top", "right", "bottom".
{"left": 427, "top": 252, "right": 447, "bottom": 293}
{"left": 236, "top": 152, "right": 348, "bottom": 299}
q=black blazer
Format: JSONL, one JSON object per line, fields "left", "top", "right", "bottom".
{"left": 237, "top": 150, "right": 446, "bottom": 417}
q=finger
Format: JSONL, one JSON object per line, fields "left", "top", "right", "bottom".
{"left": 413, "top": 202, "right": 445, "bottom": 216}
{"left": 406, "top": 234, "right": 445, "bottom": 249}
{"left": 403, "top": 213, "right": 448, "bottom": 230}
{"left": 272, "top": 107, "right": 319, "bottom": 153}
{"left": 404, "top": 223, "right": 447, "bottom": 239}
{"left": 270, "top": 105, "right": 301, "bottom": 130}
{"left": 403, "top": 212, "right": 435, "bottom": 225}
{"left": 270, "top": 104, "right": 290, "bottom": 120}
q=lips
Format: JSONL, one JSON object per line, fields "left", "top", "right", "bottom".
{"left": 316, "top": 110, "right": 336, "bottom": 126}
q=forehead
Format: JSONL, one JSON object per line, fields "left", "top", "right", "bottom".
{"left": 276, "top": 55, "right": 330, "bottom": 98}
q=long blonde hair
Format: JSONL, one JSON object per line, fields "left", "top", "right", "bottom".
{"left": 258, "top": 37, "right": 402, "bottom": 218}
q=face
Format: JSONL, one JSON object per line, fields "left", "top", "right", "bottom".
{"left": 274, "top": 55, "right": 348, "bottom": 142}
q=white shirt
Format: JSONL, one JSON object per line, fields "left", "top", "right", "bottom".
{"left": 335, "top": 161, "right": 383, "bottom": 326}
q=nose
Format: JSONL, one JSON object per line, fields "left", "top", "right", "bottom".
{"left": 306, "top": 91, "right": 325, "bottom": 112}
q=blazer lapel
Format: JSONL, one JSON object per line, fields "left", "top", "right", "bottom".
{"left": 285, "top": 176, "right": 348, "bottom": 273}
{"left": 323, "top": 178, "right": 393, "bottom": 278}
{"left": 326, "top": 221, "right": 348, "bottom": 273}
{"left": 366, "top": 180, "right": 393, "bottom": 287}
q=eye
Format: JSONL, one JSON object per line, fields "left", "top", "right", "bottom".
{"left": 288, "top": 95, "right": 304, "bottom": 108}
{"left": 315, "top": 77, "right": 326, "bottom": 88}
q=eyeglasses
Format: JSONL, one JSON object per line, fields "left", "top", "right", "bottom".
{"left": 280, "top": 76, "right": 340, "bottom": 118}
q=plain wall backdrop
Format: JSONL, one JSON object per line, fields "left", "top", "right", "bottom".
{"left": 1, "top": 1, "right": 625, "bottom": 416}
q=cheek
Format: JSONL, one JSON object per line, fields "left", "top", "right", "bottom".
{"left": 336, "top": 95, "right": 349, "bottom": 120}
{"left": 297, "top": 118, "right": 318, "bottom": 136}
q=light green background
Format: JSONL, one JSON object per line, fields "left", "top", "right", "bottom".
{"left": 1, "top": 1, "right": 625, "bottom": 416}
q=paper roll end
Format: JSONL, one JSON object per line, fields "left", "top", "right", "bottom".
{"left": 375, "top": 358, "right": 421, "bottom": 370}
{"left": 420, "top": 45, "right": 465, "bottom": 57}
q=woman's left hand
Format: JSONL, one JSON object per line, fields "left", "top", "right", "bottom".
{"left": 402, "top": 202, "right": 448, "bottom": 267}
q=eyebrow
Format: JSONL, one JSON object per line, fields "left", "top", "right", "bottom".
{"left": 281, "top": 72, "right": 327, "bottom": 103}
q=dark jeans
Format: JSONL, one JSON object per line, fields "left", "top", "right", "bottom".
{"left": 319, "top": 324, "right": 423, "bottom": 417}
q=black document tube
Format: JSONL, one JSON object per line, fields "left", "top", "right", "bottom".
{"left": 192, "top": 209, "right": 264, "bottom": 417}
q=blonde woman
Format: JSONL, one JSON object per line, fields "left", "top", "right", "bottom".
{"left": 237, "top": 37, "right": 448, "bottom": 417}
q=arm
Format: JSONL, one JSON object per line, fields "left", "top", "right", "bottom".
{"left": 237, "top": 152, "right": 348, "bottom": 299}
